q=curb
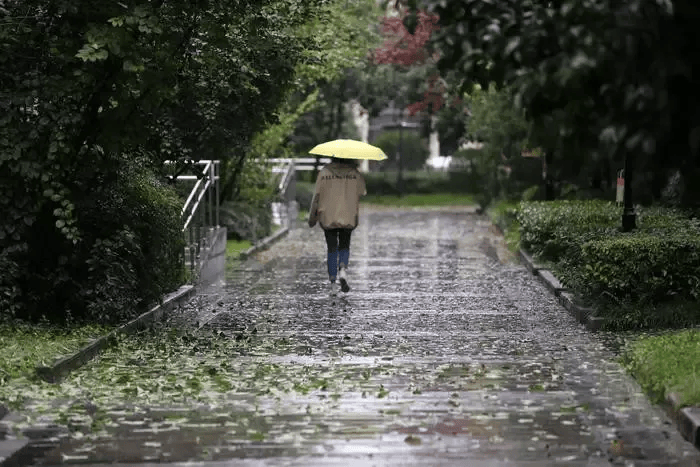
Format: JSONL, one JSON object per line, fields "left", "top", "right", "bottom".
{"left": 490, "top": 216, "right": 700, "bottom": 451}
{"left": 239, "top": 227, "right": 290, "bottom": 260}
{"left": 1, "top": 285, "right": 197, "bottom": 466}
{"left": 518, "top": 249, "right": 546, "bottom": 275}
{"left": 664, "top": 393, "right": 700, "bottom": 450}
{"left": 35, "top": 284, "right": 196, "bottom": 383}
{"left": 518, "top": 248, "right": 606, "bottom": 332}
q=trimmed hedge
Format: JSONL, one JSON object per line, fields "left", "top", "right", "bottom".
{"left": 516, "top": 200, "right": 700, "bottom": 329}
{"left": 517, "top": 200, "right": 621, "bottom": 263}
{"left": 363, "top": 170, "right": 476, "bottom": 195}
{"left": 580, "top": 232, "right": 700, "bottom": 304}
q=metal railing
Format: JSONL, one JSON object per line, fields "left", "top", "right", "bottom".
{"left": 165, "top": 160, "right": 221, "bottom": 282}
{"left": 269, "top": 157, "right": 332, "bottom": 172}
{"left": 268, "top": 158, "right": 299, "bottom": 228}
{"left": 164, "top": 157, "right": 329, "bottom": 281}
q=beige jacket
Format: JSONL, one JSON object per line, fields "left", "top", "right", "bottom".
{"left": 308, "top": 161, "right": 366, "bottom": 230}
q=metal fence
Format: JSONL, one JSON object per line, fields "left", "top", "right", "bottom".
{"left": 268, "top": 157, "right": 335, "bottom": 227}
{"left": 165, "top": 160, "right": 221, "bottom": 282}
{"left": 268, "top": 158, "right": 301, "bottom": 228}
{"left": 165, "top": 157, "right": 331, "bottom": 282}
{"left": 270, "top": 157, "right": 332, "bottom": 172}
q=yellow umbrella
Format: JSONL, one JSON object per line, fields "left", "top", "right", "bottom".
{"left": 309, "top": 139, "right": 387, "bottom": 161}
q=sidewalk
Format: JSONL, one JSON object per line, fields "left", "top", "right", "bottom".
{"left": 22, "top": 206, "right": 700, "bottom": 466}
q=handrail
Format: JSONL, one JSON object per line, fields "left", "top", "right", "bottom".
{"left": 267, "top": 158, "right": 298, "bottom": 229}
{"left": 183, "top": 178, "right": 211, "bottom": 231}
{"left": 181, "top": 163, "right": 208, "bottom": 218}
{"left": 164, "top": 160, "right": 221, "bottom": 282}
{"left": 269, "top": 157, "right": 332, "bottom": 171}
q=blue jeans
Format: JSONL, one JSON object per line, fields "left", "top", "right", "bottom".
{"left": 324, "top": 228, "right": 352, "bottom": 281}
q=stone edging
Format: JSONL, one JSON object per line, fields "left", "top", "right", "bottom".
{"left": 35, "top": 284, "right": 196, "bottom": 383}
{"left": 663, "top": 392, "right": 700, "bottom": 450}
{"left": 519, "top": 246, "right": 700, "bottom": 451}
{"left": 492, "top": 213, "right": 700, "bottom": 452}
{"left": 0, "top": 285, "right": 197, "bottom": 466}
{"left": 239, "top": 227, "right": 289, "bottom": 260}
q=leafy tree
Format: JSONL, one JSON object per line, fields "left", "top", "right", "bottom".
{"left": 461, "top": 84, "right": 529, "bottom": 205}
{"left": 370, "top": 9, "right": 439, "bottom": 116}
{"left": 0, "top": 0, "right": 327, "bottom": 322}
{"left": 407, "top": 0, "right": 700, "bottom": 212}
{"left": 370, "top": 7, "right": 468, "bottom": 155}
{"left": 373, "top": 129, "right": 429, "bottom": 171}
{"left": 285, "top": 0, "right": 383, "bottom": 155}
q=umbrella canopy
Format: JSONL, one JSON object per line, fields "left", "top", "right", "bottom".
{"left": 309, "top": 139, "right": 387, "bottom": 161}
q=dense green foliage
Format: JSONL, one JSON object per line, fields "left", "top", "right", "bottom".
{"left": 623, "top": 330, "right": 700, "bottom": 407}
{"left": 516, "top": 201, "right": 700, "bottom": 329}
{"left": 285, "top": 0, "right": 382, "bottom": 153}
{"left": 518, "top": 200, "right": 621, "bottom": 262}
{"left": 408, "top": 0, "right": 700, "bottom": 210}
{"left": 580, "top": 225, "right": 700, "bottom": 305}
{"left": 0, "top": 0, "right": 339, "bottom": 323}
{"left": 2, "top": 156, "right": 185, "bottom": 324}
{"left": 227, "top": 0, "right": 381, "bottom": 243}
{"left": 363, "top": 170, "right": 473, "bottom": 195}
{"left": 373, "top": 130, "right": 430, "bottom": 171}
{"left": 460, "top": 85, "right": 542, "bottom": 208}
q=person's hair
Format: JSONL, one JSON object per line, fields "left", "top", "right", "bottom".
{"left": 334, "top": 158, "right": 359, "bottom": 167}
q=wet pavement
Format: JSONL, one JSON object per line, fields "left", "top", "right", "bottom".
{"left": 25, "top": 206, "right": 700, "bottom": 465}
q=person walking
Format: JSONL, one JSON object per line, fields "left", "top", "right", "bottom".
{"left": 307, "top": 158, "right": 366, "bottom": 296}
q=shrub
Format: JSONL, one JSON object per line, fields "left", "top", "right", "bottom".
{"left": 220, "top": 201, "right": 272, "bottom": 243}
{"left": 600, "top": 299, "right": 700, "bottom": 331}
{"left": 363, "top": 170, "right": 479, "bottom": 195}
{"left": 1, "top": 157, "right": 185, "bottom": 324}
{"left": 373, "top": 130, "right": 429, "bottom": 171}
{"left": 516, "top": 200, "right": 700, "bottom": 328}
{"left": 72, "top": 160, "right": 184, "bottom": 323}
{"left": 517, "top": 200, "right": 621, "bottom": 262}
{"left": 579, "top": 231, "right": 700, "bottom": 304}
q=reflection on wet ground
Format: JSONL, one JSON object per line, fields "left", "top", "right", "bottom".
{"left": 28, "top": 207, "right": 700, "bottom": 466}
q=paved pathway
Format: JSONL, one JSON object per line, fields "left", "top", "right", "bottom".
{"left": 31, "top": 206, "right": 700, "bottom": 466}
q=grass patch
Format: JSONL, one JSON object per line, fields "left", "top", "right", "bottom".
{"left": 622, "top": 329, "right": 700, "bottom": 407}
{"left": 486, "top": 200, "right": 521, "bottom": 252}
{"left": 0, "top": 323, "right": 111, "bottom": 386}
{"left": 226, "top": 238, "right": 252, "bottom": 259}
{"left": 362, "top": 193, "right": 475, "bottom": 207}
